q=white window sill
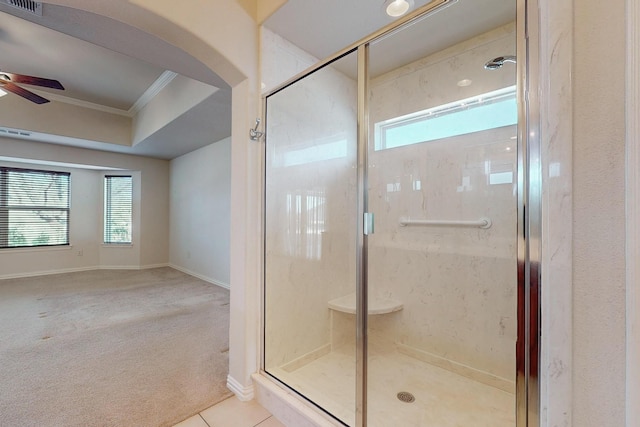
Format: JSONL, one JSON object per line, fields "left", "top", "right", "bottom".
{"left": 101, "top": 243, "right": 134, "bottom": 248}
{"left": 0, "top": 245, "right": 73, "bottom": 254}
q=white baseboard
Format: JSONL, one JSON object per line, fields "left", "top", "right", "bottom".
{"left": 139, "top": 263, "right": 170, "bottom": 270}
{"left": 100, "top": 264, "right": 169, "bottom": 270}
{"left": 0, "top": 264, "right": 170, "bottom": 280}
{"left": 99, "top": 265, "right": 142, "bottom": 270}
{"left": 0, "top": 266, "right": 98, "bottom": 280}
{"left": 227, "top": 374, "right": 255, "bottom": 401}
{"left": 169, "top": 263, "right": 230, "bottom": 290}
{"left": 0, "top": 264, "right": 226, "bottom": 284}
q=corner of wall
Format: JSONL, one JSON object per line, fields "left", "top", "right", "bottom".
{"left": 227, "top": 374, "right": 255, "bottom": 401}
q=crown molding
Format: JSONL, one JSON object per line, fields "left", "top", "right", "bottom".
{"left": 128, "top": 70, "right": 178, "bottom": 116}
{"left": 32, "top": 89, "right": 132, "bottom": 117}
{"left": 30, "top": 70, "right": 178, "bottom": 118}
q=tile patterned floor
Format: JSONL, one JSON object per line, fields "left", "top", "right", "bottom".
{"left": 172, "top": 396, "right": 285, "bottom": 427}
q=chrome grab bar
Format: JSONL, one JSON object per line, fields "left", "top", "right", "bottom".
{"left": 399, "top": 217, "right": 492, "bottom": 229}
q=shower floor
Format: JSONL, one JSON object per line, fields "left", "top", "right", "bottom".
{"left": 269, "top": 341, "right": 515, "bottom": 427}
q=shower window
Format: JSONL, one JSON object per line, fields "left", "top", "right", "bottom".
{"left": 375, "top": 85, "right": 517, "bottom": 150}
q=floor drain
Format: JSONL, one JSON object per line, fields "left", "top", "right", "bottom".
{"left": 397, "top": 391, "right": 415, "bottom": 403}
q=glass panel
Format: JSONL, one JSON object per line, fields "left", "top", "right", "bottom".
{"left": 264, "top": 51, "right": 359, "bottom": 426}
{"left": 366, "top": 4, "right": 517, "bottom": 426}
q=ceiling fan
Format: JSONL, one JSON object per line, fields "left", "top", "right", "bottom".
{"left": 0, "top": 70, "right": 65, "bottom": 104}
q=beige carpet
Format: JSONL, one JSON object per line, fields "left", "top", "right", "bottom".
{"left": 0, "top": 267, "right": 232, "bottom": 427}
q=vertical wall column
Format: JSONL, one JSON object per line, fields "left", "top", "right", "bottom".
{"left": 228, "top": 78, "right": 261, "bottom": 400}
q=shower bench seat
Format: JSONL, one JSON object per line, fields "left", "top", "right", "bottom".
{"left": 328, "top": 293, "right": 403, "bottom": 315}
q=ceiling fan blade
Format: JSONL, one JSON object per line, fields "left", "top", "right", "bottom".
{"left": 1, "top": 72, "right": 64, "bottom": 90}
{"left": 0, "top": 82, "right": 50, "bottom": 104}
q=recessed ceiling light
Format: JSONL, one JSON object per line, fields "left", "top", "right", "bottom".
{"left": 457, "top": 79, "right": 472, "bottom": 87}
{"left": 383, "top": 0, "right": 414, "bottom": 17}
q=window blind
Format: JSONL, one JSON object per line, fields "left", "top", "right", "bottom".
{"left": 104, "top": 175, "right": 132, "bottom": 244}
{"left": 0, "top": 167, "right": 70, "bottom": 249}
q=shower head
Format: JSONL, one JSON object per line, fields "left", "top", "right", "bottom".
{"left": 484, "top": 55, "right": 517, "bottom": 70}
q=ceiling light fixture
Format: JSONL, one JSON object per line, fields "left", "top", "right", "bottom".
{"left": 384, "top": 0, "right": 414, "bottom": 17}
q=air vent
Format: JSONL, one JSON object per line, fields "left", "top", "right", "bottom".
{"left": 0, "top": 127, "right": 31, "bottom": 138}
{"left": 3, "top": 0, "right": 43, "bottom": 16}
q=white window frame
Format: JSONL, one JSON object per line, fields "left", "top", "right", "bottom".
{"left": 0, "top": 166, "right": 70, "bottom": 249}
{"left": 103, "top": 175, "right": 133, "bottom": 245}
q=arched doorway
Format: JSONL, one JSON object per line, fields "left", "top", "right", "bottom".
{"left": 2, "top": 0, "right": 262, "bottom": 411}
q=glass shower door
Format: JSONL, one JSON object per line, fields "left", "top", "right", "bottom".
{"left": 263, "top": 51, "right": 359, "bottom": 426}
{"left": 365, "top": 6, "right": 517, "bottom": 426}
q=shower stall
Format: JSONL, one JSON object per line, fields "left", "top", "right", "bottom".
{"left": 262, "top": 0, "right": 537, "bottom": 425}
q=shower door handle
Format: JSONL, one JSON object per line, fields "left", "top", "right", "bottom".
{"left": 364, "top": 212, "right": 374, "bottom": 235}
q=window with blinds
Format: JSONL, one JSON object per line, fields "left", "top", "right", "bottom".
{"left": 104, "top": 175, "right": 133, "bottom": 244}
{"left": 0, "top": 167, "right": 70, "bottom": 249}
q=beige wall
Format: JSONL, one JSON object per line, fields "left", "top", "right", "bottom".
{"left": 0, "top": 100, "right": 131, "bottom": 147}
{"left": 230, "top": 0, "right": 288, "bottom": 24}
{"left": 573, "top": 0, "right": 627, "bottom": 425}
{"left": 132, "top": 75, "right": 219, "bottom": 146}
{"left": 0, "top": 137, "right": 170, "bottom": 277}
{"left": 169, "top": 138, "right": 231, "bottom": 288}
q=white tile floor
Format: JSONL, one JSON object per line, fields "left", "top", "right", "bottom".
{"left": 172, "top": 396, "right": 286, "bottom": 427}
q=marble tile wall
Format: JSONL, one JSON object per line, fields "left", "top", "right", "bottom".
{"left": 366, "top": 24, "right": 518, "bottom": 382}
{"left": 263, "top": 23, "right": 518, "bottom": 383}
{"left": 367, "top": 129, "right": 517, "bottom": 381}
